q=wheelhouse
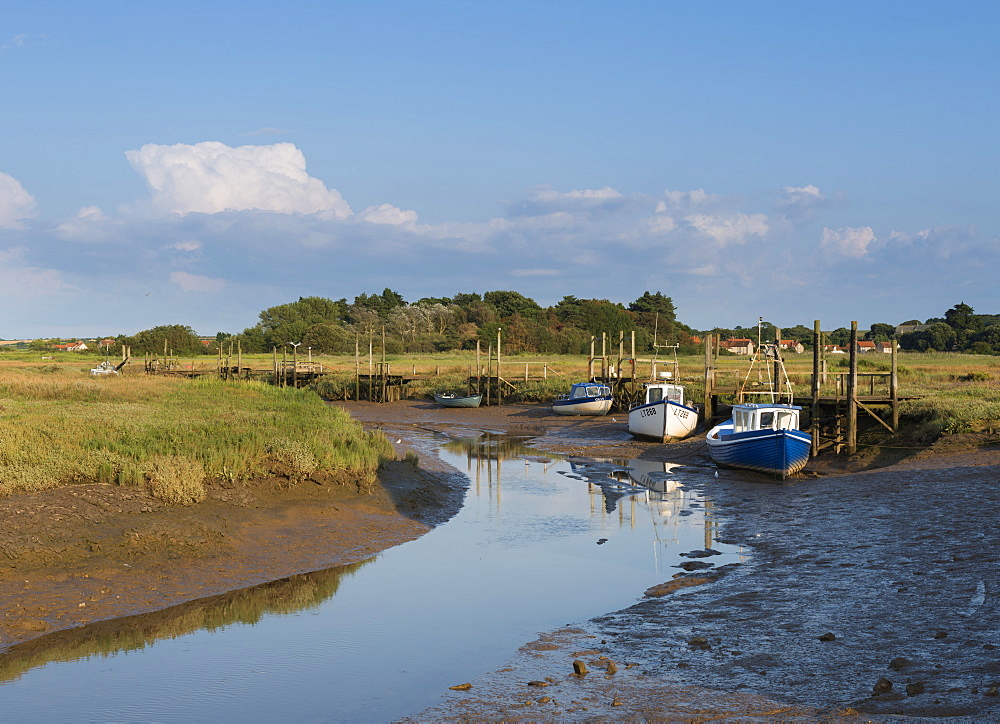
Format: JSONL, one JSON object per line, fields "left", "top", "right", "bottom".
{"left": 643, "top": 383, "right": 685, "bottom": 406}
{"left": 568, "top": 383, "right": 611, "bottom": 399}
{"left": 732, "top": 404, "right": 801, "bottom": 433}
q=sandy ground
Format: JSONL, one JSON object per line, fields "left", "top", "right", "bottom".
{"left": 3, "top": 398, "right": 999, "bottom": 721}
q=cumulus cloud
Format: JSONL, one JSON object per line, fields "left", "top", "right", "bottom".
{"left": 358, "top": 203, "right": 418, "bottom": 226}
{"left": 169, "top": 240, "right": 202, "bottom": 252}
{"left": 0, "top": 172, "right": 37, "bottom": 228}
{"left": 658, "top": 188, "right": 719, "bottom": 211}
{"left": 776, "top": 184, "right": 828, "bottom": 223}
{"left": 820, "top": 226, "right": 876, "bottom": 258}
{"left": 125, "top": 141, "right": 352, "bottom": 217}
{"left": 505, "top": 185, "right": 632, "bottom": 217}
{"left": 170, "top": 271, "right": 226, "bottom": 292}
{"left": 685, "top": 213, "right": 769, "bottom": 246}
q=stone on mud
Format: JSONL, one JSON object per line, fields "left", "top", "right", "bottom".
{"left": 873, "top": 677, "right": 893, "bottom": 694}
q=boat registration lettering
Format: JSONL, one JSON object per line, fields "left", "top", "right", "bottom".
{"left": 639, "top": 406, "right": 658, "bottom": 418}
{"left": 673, "top": 407, "right": 690, "bottom": 420}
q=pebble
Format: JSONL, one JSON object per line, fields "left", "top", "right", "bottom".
{"left": 873, "top": 677, "right": 893, "bottom": 694}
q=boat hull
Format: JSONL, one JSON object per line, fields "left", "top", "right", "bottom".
{"left": 628, "top": 400, "right": 698, "bottom": 442}
{"left": 434, "top": 393, "right": 482, "bottom": 408}
{"left": 551, "top": 396, "right": 612, "bottom": 416}
{"left": 707, "top": 424, "right": 811, "bottom": 478}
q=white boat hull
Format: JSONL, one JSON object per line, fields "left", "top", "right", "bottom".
{"left": 628, "top": 400, "right": 698, "bottom": 442}
{"left": 551, "top": 397, "right": 612, "bottom": 416}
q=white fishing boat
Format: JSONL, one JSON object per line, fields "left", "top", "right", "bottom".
{"left": 628, "top": 382, "right": 698, "bottom": 442}
{"left": 551, "top": 382, "right": 613, "bottom": 416}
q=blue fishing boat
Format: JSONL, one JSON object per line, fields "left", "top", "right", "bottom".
{"left": 706, "top": 403, "right": 811, "bottom": 479}
{"left": 552, "top": 382, "right": 613, "bottom": 416}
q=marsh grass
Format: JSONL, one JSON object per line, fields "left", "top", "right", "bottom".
{"left": 0, "top": 368, "right": 393, "bottom": 499}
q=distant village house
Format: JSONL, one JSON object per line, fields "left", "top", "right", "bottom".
{"left": 52, "top": 342, "right": 88, "bottom": 352}
{"left": 719, "top": 338, "right": 754, "bottom": 355}
{"left": 777, "top": 339, "right": 804, "bottom": 354}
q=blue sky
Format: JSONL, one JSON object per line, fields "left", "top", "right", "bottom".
{"left": 1, "top": 1, "right": 998, "bottom": 338}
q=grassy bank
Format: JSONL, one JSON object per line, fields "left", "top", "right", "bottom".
{"left": 0, "top": 365, "right": 394, "bottom": 502}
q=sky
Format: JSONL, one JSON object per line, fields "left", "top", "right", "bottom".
{"left": 1, "top": 1, "right": 998, "bottom": 338}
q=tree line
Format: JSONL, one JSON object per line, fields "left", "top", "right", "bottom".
{"left": 64, "top": 297, "right": 1000, "bottom": 357}
{"left": 106, "top": 289, "right": 697, "bottom": 356}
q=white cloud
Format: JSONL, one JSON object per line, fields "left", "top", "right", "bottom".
{"left": 776, "top": 184, "right": 827, "bottom": 223}
{"left": 169, "top": 240, "right": 202, "bottom": 252}
{"left": 685, "top": 213, "right": 769, "bottom": 246}
{"left": 170, "top": 271, "right": 226, "bottom": 292}
{"left": 820, "top": 226, "right": 876, "bottom": 258}
{"left": 0, "top": 172, "right": 37, "bottom": 228}
{"left": 778, "top": 184, "right": 824, "bottom": 206}
{"left": 506, "top": 185, "right": 632, "bottom": 217}
{"left": 358, "top": 203, "right": 418, "bottom": 226}
{"left": 125, "top": 141, "right": 352, "bottom": 217}
{"left": 659, "top": 188, "right": 719, "bottom": 210}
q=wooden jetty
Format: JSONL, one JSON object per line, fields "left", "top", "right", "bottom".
{"left": 701, "top": 320, "right": 916, "bottom": 457}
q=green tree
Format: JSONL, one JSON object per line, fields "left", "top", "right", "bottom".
{"left": 258, "top": 296, "right": 349, "bottom": 346}
{"left": 483, "top": 290, "right": 541, "bottom": 319}
{"left": 352, "top": 288, "right": 406, "bottom": 319}
{"left": 865, "top": 323, "right": 896, "bottom": 342}
{"left": 628, "top": 291, "right": 676, "bottom": 319}
{"left": 122, "top": 325, "right": 205, "bottom": 355}
{"left": 302, "top": 323, "right": 353, "bottom": 354}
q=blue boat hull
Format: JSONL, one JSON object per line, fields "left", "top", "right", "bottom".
{"left": 707, "top": 425, "right": 811, "bottom": 478}
{"left": 434, "top": 393, "right": 482, "bottom": 408}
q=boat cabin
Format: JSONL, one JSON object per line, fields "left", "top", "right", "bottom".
{"left": 567, "top": 383, "right": 611, "bottom": 399}
{"left": 732, "top": 404, "right": 801, "bottom": 433}
{"left": 643, "top": 383, "right": 685, "bottom": 406}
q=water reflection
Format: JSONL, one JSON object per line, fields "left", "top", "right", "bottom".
{"left": 0, "top": 433, "right": 737, "bottom": 722}
{"left": 0, "top": 560, "right": 368, "bottom": 685}
{"left": 447, "top": 433, "right": 721, "bottom": 561}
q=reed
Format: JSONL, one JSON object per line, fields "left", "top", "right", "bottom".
{"left": 0, "top": 368, "right": 394, "bottom": 499}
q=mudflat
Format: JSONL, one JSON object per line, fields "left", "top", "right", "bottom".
{"left": 3, "top": 398, "right": 999, "bottom": 720}
{"left": 343, "top": 400, "right": 1000, "bottom": 720}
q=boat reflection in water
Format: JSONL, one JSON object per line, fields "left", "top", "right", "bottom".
{"left": 0, "top": 433, "right": 734, "bottom": 722}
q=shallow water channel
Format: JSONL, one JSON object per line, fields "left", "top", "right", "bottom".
{"left": 0, "top": 434, "right": 739, "bottom": 722}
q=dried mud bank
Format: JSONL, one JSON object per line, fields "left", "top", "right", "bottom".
{"left": 0, "top": 456, "right": 466, "bottom": 655}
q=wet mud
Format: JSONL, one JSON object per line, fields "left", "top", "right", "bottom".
{"left": 0, "top": 455, "right": 466, "bottom": 654}
{"left": 4, "top": 397, "right": 999, "bottom": 720}
{"left": 348, "top": 400, "right": 1000, "bottom": 720}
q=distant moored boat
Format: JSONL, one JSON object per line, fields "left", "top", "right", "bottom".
{"left": 434, "top": 392, "right": 483, "bottom": 408}
{"left": 551, "top": 382, "right": 613, "bottom": 416}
